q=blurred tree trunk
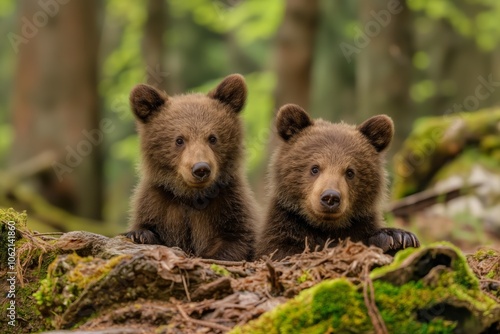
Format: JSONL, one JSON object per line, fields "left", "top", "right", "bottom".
{"left": 311, "top": 0, "right": 357, "bottom": 122}
{"left": 427, "top": 20, "right": 499, "bottom": 114}
{"left": 357, "top": 0, "right": 413, "bottom": 154}
{"left": 143, "top": 0, "right": 169, "bottom": 92}
{"left": 11, "top": 0, "right": 102, "bottom": 220}
{"left": 274, "top": 0, "right": 319, "bottom": 111}
{"left": 255, "top": 0, "right": 319, "bottom": 202}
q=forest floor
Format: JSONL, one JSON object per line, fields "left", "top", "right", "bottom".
{"left": 76, "top": 240, "right": 393, "bottom": 333}
{"left": 1, "top": 209, "right": 499, "bottom": 333}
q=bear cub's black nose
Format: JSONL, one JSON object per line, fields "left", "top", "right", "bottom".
{"left": 192, "top": 162, "right": 211, "bottom": 181}
{"left": 320, "top": 190, "right": 341, "bottom": 210}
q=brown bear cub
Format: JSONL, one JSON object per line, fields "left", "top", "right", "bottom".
{"left": 125, "top": 74, "right": 259, "bottom": 261}
{"left": 257, "top": 104, "right": 420, "bottom": 260}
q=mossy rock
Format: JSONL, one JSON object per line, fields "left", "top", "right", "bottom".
{"left": 232, "top": 243, "right": 500, "bottom": 334}
{"left": 392, "top": 108, "right": 500, "bottom": 199}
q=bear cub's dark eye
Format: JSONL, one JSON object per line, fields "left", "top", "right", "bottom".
{"left": 208, "top": 135, "right": 217, "bottom": 144}
{"left": 311, "top": 165, "right": 320, "bottom": 176}
{"left": 175, "top": 137, "right": 184, "bottom": 147}
{"left": 346, "top": 168, "right": 355, "bottom": 179}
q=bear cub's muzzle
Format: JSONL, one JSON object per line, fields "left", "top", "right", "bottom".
{"left": 192, "top": 162, "right": 211, "bottom": 181}
{"left": 320, "top": 189, "right": 341, "bottom": 211}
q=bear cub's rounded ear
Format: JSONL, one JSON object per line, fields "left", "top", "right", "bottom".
{"left": 276, "top": 104, "right": 313, "bottom": 141}
{"left": 357, "top": 114, "right": 394, "bottom": 152}
{"left": 208, "top": 74, "right": 247, "bottom": 113}
{"left": 130, "top": 84, "right": 168, "bottom": 122}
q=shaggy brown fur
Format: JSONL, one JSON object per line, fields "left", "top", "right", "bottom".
{"left": 257, "top": 104, "right": 419, "bottom": 260}
{"left": 125, "top": 74, "right": 259, "bottom": 261}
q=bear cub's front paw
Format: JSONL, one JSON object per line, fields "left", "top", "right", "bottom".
{"left": 125, "top": 229, "right": 160, "bottom": 245}
{"left": 368, "top": 228, "right": 420, "bottom": 255}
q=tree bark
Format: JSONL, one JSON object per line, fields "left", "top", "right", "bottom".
{"left": 427, "top": 20, "right": 498, "bottom": 115}
{"left": 143, "top": 0, "right": 169, "bottom": 91}
{"left": 274, "top": 0, "right": 319, "bottom": 111}
{"left": 11, "top": 0, "right": 102, "bottom": 220}
{"left": 310, "top": 1, "right": 357, "bottom": 122}
{"left": 257, "top": 0, "right": 319, "bottom": 201}
{"left": 357, "top": 0, "right": 413, "bottom": 154}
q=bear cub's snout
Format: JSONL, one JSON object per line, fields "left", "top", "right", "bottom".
{"left": 320, "top": 189, "right": 341, "bottom": 210}
{"left": 192, "top": 162, "right": 211, "bottom": 181}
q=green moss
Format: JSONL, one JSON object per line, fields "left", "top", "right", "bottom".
{"left": 297, "top": 270, "right": 312, "bottom": 284}
{"left": 34, "top": 253, "right": 129, "bottom": 320}
{"left": 1, "top": 208, "right": 58, "bottom": 275}
{"left": 392, "top": 108, "right": 500, "bottom": 199}
{"left": 66, "top": 253, "right": 125, "bottom": 288}
{"left": 0, "top": 209, "right": 60, "bottom": 333}
{"left": 0, "top": 207, "right": 28, "bottom": 227}
{"left": 231, "top": 280, "right": 372, "bottom": 334}
{"left": 374, "top": 280, "right": 457, "bottom": 333}
{"left": 472, "top": 248, "right": 498, "bottom": 262}
{"left": 480, "top": 134, "right": 500, "bottom": 152}
{"left": 233, "top": 243, "right": 499, "bottom": 334}
{"left": 469, "top": 248, "right": 499, "bottom": 291}
{"left": 210, "top": 264, "right": 231, "bottom": 277}
{"left": 369, "top": 243, "right": 426, "bottom": 279}
{"left": 371, "top": 242, "right": 478, "bottom": 290}
{"left": 0, "top": 208, "right": 27, "bottom": 263}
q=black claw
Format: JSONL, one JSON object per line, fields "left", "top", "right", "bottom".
{"left": 407, "top": 234, "right": 414, "bottom": 247}
{"left": 396, "top": 233, "right": 402, "bottom": 246}
{"left": 412, "top": 234, "right": 421, "bottom": 248}
{"left": 124, "top": 229, "right": 160, "bottom": 245}
{"left": 367, "top": 228, "right": 420, "bottom": 255}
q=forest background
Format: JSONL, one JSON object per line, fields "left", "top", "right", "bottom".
{"left": 1, "top": 0, "right": 500, "bottom": 249}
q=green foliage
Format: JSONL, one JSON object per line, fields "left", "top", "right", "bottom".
{"left": 237, "top": 71, "right": 276, "bottom": 174}
{"left": 0, "top": 0, "right": 15, "bottom": 167}
{"left": 410, "top": 79, "right": 436, "bottom": 103}
{"left": 169, "top": 0, "right": 284, "bottom": 45}
{"left": 0, "top": 123, "right": 12, "bottom": 159}
{"left": 413, "top": 51, "right": 431, "bottom": 70}
{"left": 0, "top": 0, "right": 13, "bottom": 14}
{"left": 111, "top": 135, "right": 140, "bottom": 167}
{"left": 100, "top": 0, "right": 147, "bottom": 123}
{"left": 408, "top": 0, "right": 500, "bottom": 51}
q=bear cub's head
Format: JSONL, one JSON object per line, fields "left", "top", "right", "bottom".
{"left": 130, "top": 74, "right": 247, "bottom": 198}
{"left": 273, "top": 104, "right": 394, "bottom": 230}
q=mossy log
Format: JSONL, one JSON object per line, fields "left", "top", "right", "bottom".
{"left": 392, "top": 108, "right": 500, "bottom": 199}
{"left": 233, "top": 243, "right": 500, "bottom": 333}
{"left": 1, "top": 208, "right": 499, "bottom": 333}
